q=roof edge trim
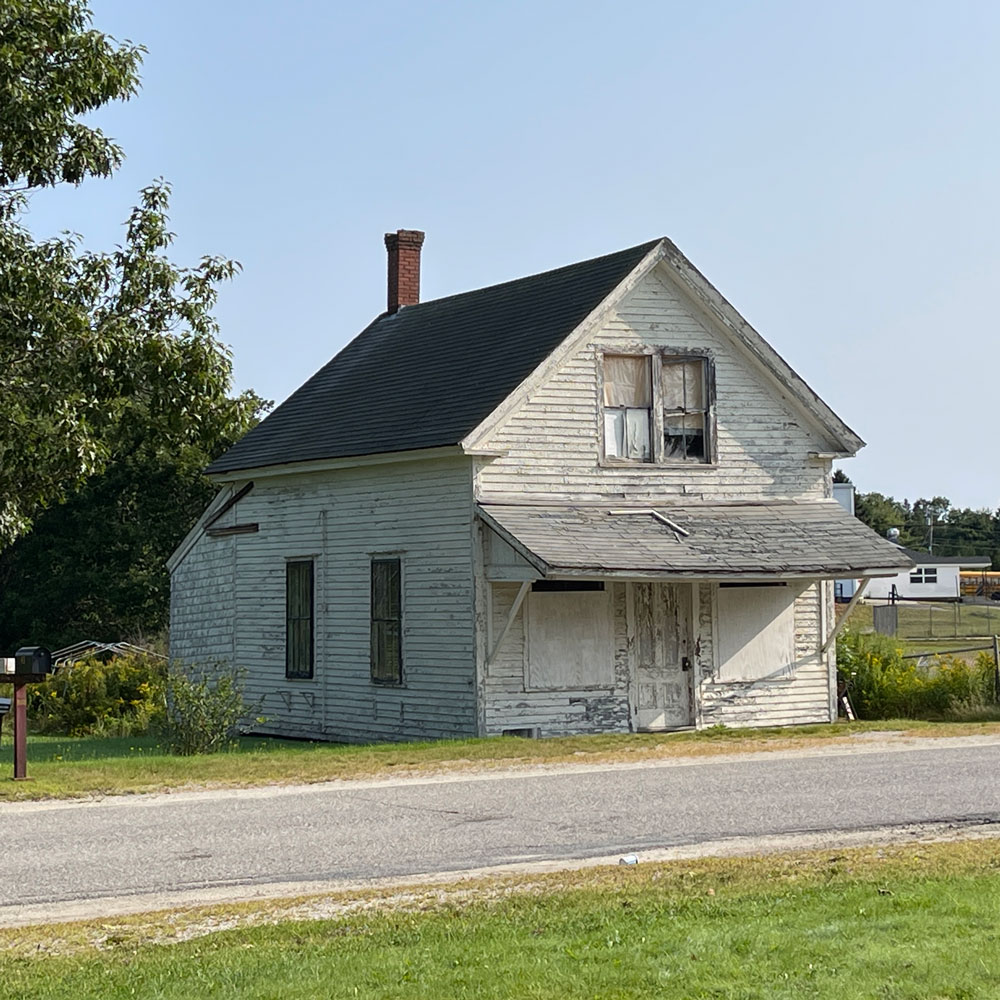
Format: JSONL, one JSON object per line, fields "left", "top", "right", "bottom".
{"left": 208, "top": 445, "right": 466, "bottom": 482}
{"left": 477, "top": 508, "right": 550, "bottom": 575}
{"left": 167, "top": 485, "right": 236, "bottom": 574}
{"left": 657, "top": 242, "right": 865, "bottom": 455}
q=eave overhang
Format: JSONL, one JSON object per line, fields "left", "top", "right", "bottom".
{"left": 479, "top": 501, "right": 914, "bottom": 582}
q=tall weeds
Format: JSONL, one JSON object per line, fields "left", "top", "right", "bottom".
{"left": 837, "top": 630, "right": 997, "bottom": 719}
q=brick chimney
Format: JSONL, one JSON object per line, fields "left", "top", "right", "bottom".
{"left": 384, "top": 229, "right": 425, "bottom": 313}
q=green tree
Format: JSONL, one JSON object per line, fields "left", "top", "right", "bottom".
{"left": 854, "top": 491, "right": 909, "bottom": 542}
{"left": 0, "top": 1, "right": 256, "bottom": 548}
{"left": 0, "top": 391, "right": 262, "bottom": 651}
{"left": 0, "top": 1, "right": 264, "bottom": 646}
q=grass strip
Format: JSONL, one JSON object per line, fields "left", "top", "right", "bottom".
{"left": 1, "top": 719, "right": 1000, "bottom": 802}
{"left": 2, "top": 839, "right": 999, "bottom": 999}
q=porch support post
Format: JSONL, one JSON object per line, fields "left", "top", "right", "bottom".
{"left": 821, "top": 577, "right": 869, "bottom": 655}
{"left": 486, "top": 580, "right": 531, "bottom": 670}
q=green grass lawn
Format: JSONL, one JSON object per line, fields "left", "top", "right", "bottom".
{"left": 2, "top": 840, "right": 999, "bottom": 999}
{"left": 1, "top": 719, "right": 999, "bottom": 802}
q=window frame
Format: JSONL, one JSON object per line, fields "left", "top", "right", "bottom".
{"left": 599, "top": 350, "right": 716, "bottom": 466}
{"left": 909, "top": 567, "right": 938, "bottom": 585}
{"left": 370, "top": 556, "right": 403, "bottom": 685}
{"left": 285, "top": 559, "right": 315, "bottom": 680}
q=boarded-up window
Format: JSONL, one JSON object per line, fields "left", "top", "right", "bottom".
{"left": 525, "top": 590, "right": 614, "bottom": 690}
{"left": 371, "top": 558, "right": 402, "bottom": 684}
{"left": 716, "top": 585, "right": 797, "bottom": 682}
{"left": 662, "top": 358, "right": 709, "bottom": 462}
{"left": 285, "top": 561, "right": 314, "bottom": 679}
{"left": 603, "top": 355, "right": 652, "bottom": 461}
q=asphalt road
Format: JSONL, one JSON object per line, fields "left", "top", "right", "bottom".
{"left": 3, "top": 739, "right": 1000, "bottom": 919}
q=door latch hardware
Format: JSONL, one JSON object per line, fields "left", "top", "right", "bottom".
{"left": 681, "top": 656, "right": 691, "bottom": 672}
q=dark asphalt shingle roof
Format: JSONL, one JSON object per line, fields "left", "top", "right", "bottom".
{"left": 207, "top": 239, "right": 660, "bottom": 475}
{"left": 895, "top": 546, "right": 991, "bottom": 567}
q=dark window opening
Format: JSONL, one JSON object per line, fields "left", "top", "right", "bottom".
{"left": 285, "top": 561, "right": 314, "bottom": 679}
{"left": 662, "top": 357, "right": 710, "bottom": 463}
{"left": 371, "top": 558, "right": 402, "bottom": 684}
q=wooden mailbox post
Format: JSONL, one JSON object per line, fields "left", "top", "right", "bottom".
{"left": 9, "top": 646, "right": 52, "bottom": 780}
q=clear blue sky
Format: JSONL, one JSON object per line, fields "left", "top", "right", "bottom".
{"left": 24, "top": 0, "right": 1000, "bottom": 509}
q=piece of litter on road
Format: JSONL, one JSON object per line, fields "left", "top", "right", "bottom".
{"left": 619, "top": 854, "right": 638, "bottom": 866}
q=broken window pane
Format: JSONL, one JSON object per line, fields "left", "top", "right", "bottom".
{"left": 664, "top": 413, "right": 706, "bottom": 461}
{"left": 662, "top": 357, "right": 709, "bottom": 462}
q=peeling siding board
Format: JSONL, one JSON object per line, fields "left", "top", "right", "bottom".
{"left": 484, "top": 581, "right": 631, "bottom": 736}
{"left": 170, "top": 456, "right": 477, "bottom": 742}
{"left": 474, "top": 265, "right": 832, "bottom": 504}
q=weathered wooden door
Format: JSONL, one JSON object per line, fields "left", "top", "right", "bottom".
{"left": 631, "top": 582, "right": 693, "bottom": 730}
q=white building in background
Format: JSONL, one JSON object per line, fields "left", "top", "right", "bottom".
{"left": 865, "top": 548, "right": 991, "bottom": 602}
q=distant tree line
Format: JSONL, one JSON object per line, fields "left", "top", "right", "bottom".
{"left": 835, "top": 470, "right": 1000, "bottom": 568}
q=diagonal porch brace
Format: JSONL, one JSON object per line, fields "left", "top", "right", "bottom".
{"left": 487, "top": 580, "right": 532, "bottom": 670}
{"left": 821, "top": 577, "right": 870, "bottom": 655}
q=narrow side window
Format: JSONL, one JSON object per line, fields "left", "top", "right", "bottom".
{"left": 286, "top": 560, "right": 314, "bottom": 679}
{"left": 371, "top": 558, "right": 402, "bottom": 684}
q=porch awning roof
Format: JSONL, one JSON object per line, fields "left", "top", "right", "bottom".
{"left": 478, "top": 501, "right": 914, "bottom": 580}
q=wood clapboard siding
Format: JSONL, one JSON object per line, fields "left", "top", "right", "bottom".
{"left": 485, "top": 581, "right": 631, "bottom": 735}
{"left": 475, "top": 265, "right": 832, "bottom": 503}
{"left": 698, "top": 582, "right": 832, "bottom": 727}
{"left": 170, "top": 533, "right": 236, "bottom": 665}
{"left": 171, "top": 456, "right": 478, "bottom": 742}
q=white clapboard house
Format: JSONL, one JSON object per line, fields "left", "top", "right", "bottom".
{"left": 169, "top": 232, "right": 910, "bottom": 740}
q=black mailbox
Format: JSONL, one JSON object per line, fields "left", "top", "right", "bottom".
{"left": 14, "top": 646, "right": 52, "bottom": 677}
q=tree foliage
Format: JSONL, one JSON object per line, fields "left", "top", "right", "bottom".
{"left": 0, "top": 2, "right": 259, "bottom": 549}
{"left": 0, "top": 1, "right": 265, "bottom": 646}
{"left": 0, "top": 390, "right": 262, "bottom": 650}
{"left": 0, "top": 0, "right": 143, "bottom": 196}
{"left": 841, "top": 473, "right": 1000, "bottom": 568}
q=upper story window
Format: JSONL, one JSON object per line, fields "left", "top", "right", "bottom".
{"left": 662, "top": 358, "right": 709, "bottom": 461}
{"left": 603, "top": 355, "right": 652, "bottom": 461}
{"left": 602, "top": 353, "right": 713, "bottom": 464}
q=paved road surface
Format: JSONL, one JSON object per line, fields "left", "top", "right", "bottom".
{"left": 3, "top": 739, "right": 999, "bottom": 921}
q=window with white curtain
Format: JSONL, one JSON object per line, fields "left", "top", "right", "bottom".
{"left": 603, "top": 355, "right": 652, "bottom": 462}
{"left": 602, "top": 353, "right": 713, "bottom": 464}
